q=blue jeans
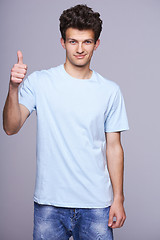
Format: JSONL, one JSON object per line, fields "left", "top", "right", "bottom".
{"left": 33, "top": 201, "right": 113, "bottom": 240}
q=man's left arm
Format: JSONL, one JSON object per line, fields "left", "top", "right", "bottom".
{"left": 105, "top": 131, "right": 126, "bottom": 229}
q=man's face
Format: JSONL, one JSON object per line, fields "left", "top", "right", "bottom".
{"left": 61, "top": 28, "right": 100, "bottom": 68}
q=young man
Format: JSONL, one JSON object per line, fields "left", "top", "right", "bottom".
{"left": 3, "top": 4, "right": 129, "bottom": 240}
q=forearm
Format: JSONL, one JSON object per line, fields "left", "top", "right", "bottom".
{"left": 3, "top": 84, "right": 21, "bottom": 135}
{"left": 106, "top": 143, "right": 124, "bottom": 202}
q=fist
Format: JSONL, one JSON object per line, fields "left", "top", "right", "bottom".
{"left": 10, "top": 50, "right": 27, "bottom": 87}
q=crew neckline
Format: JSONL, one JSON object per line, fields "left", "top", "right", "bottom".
{"left": 61, "top": 64, "right": 95, "bottom": 82}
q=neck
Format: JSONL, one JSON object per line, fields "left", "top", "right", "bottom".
{"left": 64, "top": 61, "right": 92, "bottom": 79}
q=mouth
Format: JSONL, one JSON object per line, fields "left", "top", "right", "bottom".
{"left": 74, "top": 55, "right": 86, "bottom": 59}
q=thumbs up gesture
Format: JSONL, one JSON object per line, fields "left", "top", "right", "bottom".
{"left": 10, "top": 50, "right": 27, "bottom": 87}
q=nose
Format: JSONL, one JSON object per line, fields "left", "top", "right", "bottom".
{"left": 77, "top": 42, "right": 84, "bottom": 54}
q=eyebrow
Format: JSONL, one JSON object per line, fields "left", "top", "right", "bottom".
{"left": 67, "top": 38, "right": 94, "bottom": 42}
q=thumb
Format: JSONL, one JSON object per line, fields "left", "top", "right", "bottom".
{"left": 17, "top": 50, "right": 23, "bottom": 64}
{"left": 108, "top": 209, "right": 114, "bottom": 227}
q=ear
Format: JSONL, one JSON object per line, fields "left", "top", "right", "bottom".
{"left": 60, "top": 38, "right": 66, "bottom": 49}
{"left": 94, "top": 39, "right": 100, "bottom": 50}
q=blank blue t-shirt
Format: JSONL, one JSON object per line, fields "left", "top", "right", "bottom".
{"left": 18, "top": 64, "right": 129, "bottom": 208}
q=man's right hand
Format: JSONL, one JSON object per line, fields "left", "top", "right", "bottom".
{"left": 10, "top": 50, "right": 27, "bottom": 87}
{"left": 3, "top": 50, "right": 29, "bottom": 135}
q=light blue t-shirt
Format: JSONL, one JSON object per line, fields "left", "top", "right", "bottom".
{"left": 18, "top": 64, "right": 129, "bottom": 208}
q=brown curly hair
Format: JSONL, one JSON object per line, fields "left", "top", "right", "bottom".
{"left": 59, "top": 4, "right": 102, "bottom": 43}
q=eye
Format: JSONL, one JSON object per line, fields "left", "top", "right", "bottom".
{"left": 69, "top": 40, "right": 76, "bottom": 44}
{"left": 85, "top": 40, "right": 92, "bottom": 44}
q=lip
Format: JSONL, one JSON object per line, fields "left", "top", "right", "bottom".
{"left": 74, "top": 55, "right": 86, "bottom": 59}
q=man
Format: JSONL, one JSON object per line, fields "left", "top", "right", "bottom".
{"left": 3, "top": 4, "right": 129, "bottom": 240}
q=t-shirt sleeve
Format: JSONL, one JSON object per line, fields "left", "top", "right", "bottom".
{"left": 18, "top": 74, "right": 36, "bottom": 116}
{"left": 104, "top": 87, "right": 129, "bottom": 132}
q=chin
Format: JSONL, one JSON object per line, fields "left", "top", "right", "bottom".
{"left": 74, "top": 64, "right": 86, "bottom": 68}
{"left": 72, "top": 61, "right": 90, "bottom": 68}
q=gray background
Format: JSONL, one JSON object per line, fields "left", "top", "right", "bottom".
{"left": 0, "top": 0, "right": 160, "bottom": 239}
